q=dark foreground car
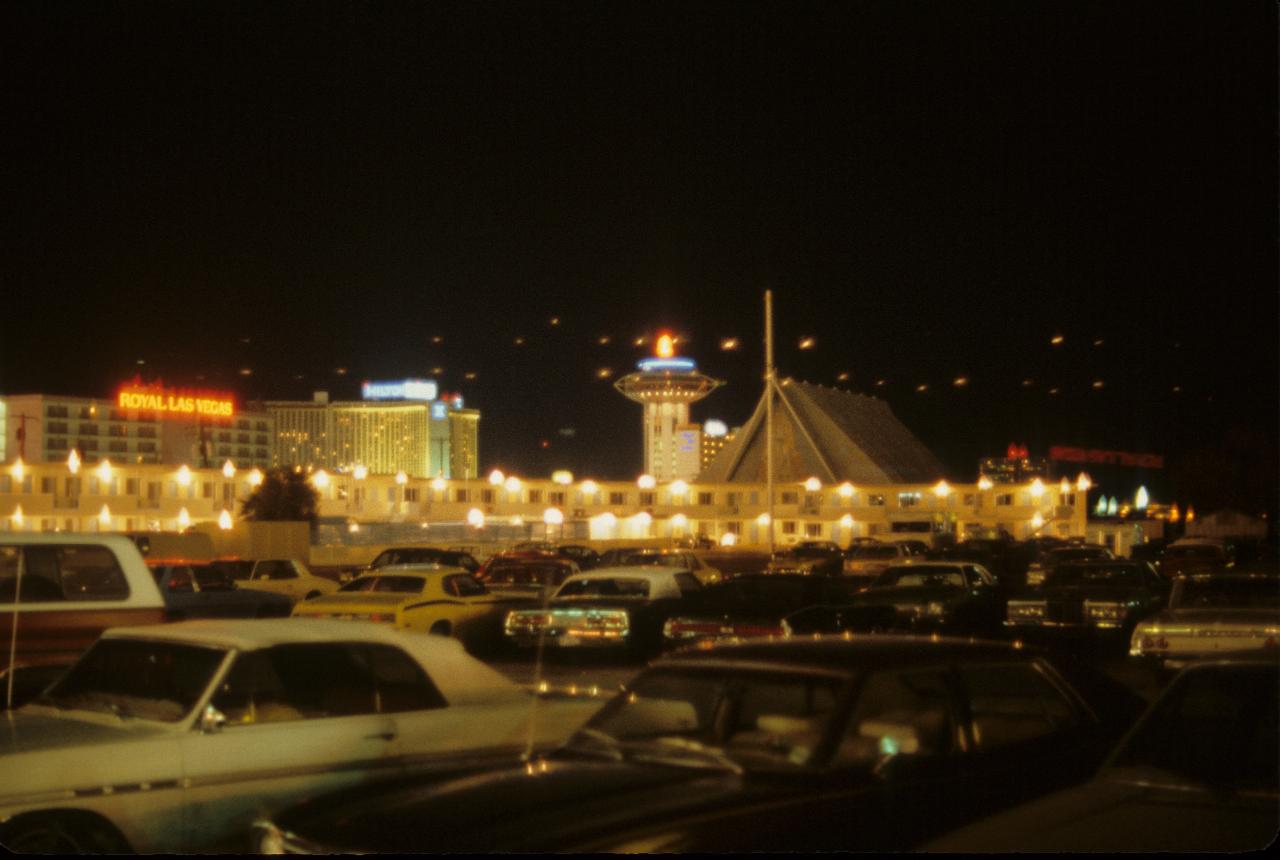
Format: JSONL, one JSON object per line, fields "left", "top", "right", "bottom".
{"left": 253, "top": 636, "right": 1145, "bottom": 853}
{"left": 662, "top": 573, "right": 860, "bottom": 647}
{"left": 783, "top": 561, "right": 1006, "bottom": 637}
{"left": 924, "top": 656, "right": 1280, "bottom": 852}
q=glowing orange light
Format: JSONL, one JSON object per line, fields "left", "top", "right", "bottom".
{"left": 656, "top": 334, "right": 675, "bottom": 358}
{"left": 117, "top": 384, "right": 235, "bottom": 420}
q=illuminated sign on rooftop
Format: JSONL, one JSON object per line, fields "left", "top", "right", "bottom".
{"left": 637, "top": 357, "right": 697, "bottom": 373}
{"left": 116, "top": 383, "right": 235, "bottom": 420}
{"left": 361, "top": 379, "right": 438, "bottom": 401}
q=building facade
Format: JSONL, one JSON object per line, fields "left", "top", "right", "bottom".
{"left": 266, "top": 385, "right": 479, "bottom": 480}
{"left": 0, "top": 393, "right": 274, "bottom": 470}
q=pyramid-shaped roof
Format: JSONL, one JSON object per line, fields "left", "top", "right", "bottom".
{"left": 699, "top": 379, "right": 946, "bottom": 484}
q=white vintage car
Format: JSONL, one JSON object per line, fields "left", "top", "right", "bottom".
{"left": 0, "top": 619, "right": 601, "bottom": 853}
{"left": 1130, "top": 572, "right": 1279, "bottom": 674}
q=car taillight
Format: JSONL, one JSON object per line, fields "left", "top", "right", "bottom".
{"left": 368, "top": 613, "right": 395, "bottom": 623}
{"left": 664, "top": 620, "right": 722, "bottom": 638}
{"left": 731, "top": 624, "right": 784, "bottom": 637}
{"left": 1265, "top": 636, "right": 1277, "bottom": 649}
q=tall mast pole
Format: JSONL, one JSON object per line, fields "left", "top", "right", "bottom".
{"left": 765, "top": 290, "right": 775, "bottom": 556}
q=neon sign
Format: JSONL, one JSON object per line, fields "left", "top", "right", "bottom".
{"left": 361, "top": 379, "right": 438, "bottom": 401}
{"left": 117, "top": 384, "right": 235, "bottom": 420}
{"left": 1050, "top": 446, "right": 1163, "bottom": 469}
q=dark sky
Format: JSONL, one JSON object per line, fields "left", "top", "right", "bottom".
{"left": 2, "top": 1, "right": 1276, "bottom": 510}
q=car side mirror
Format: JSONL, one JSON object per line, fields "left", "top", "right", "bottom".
{"left": 200, "top": 704, "right": 228, "bottom": 734}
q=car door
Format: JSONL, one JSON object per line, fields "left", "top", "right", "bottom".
{"left": 158, "top": 565, "right": 204, "bottom": 618}
{"left": 947, "top": 659, "right": 1100, "bottom": 815}
{"left": 179, "top": 643, "right": 400, "bottom": 851}
{"left": 253, "top": 560, "right": 301, "bottom": 599}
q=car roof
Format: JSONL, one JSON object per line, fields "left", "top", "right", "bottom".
{"left": 563, "top": 566, "right": 686, "bottom": 582}
{"left": 100, "top": 617, "right": 463, "bottom": 651}
{"left": 364, "top": 563, "right": 470, "bottom": 575}
{"left": 659, "top": 634, "right": 1038, "bottom": 673}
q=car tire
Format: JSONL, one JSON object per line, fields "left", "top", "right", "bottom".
{"left": 429, "top": 621, "right": 452, "bottom": 636}
{"left": 0, "top": 812, "right": 129, "bottom": 854}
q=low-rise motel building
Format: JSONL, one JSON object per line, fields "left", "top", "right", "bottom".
{"left": 0, "top": 458, "right": 1088, "bottom": 545}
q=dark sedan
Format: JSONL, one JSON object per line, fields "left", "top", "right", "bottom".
{"left": 150, "top": 563, "right": 294, "bottom": 619}
{"left": 1006, "top": 560, "right": 1170, "bottom": 650}
{"left": 764, "top": 540, "right": 845, "bottom": 577}
{"left": 785, "top": 562, "right": 1006, "bottom": 637}
{"left": 253, "top": 636, "right": 1145, "bottom": 854}
{"left": 662, "top": 573, "right": 860, "bottom": 648}
{"left": 925, "top": 656, "right": 1279, "bottom": 852}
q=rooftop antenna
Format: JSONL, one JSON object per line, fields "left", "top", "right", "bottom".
{"left": 765, "top": 290, "right": 775, "bottom": 557}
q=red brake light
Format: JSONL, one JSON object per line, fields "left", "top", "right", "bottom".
{"left": 732, "top": 624, "right": 785, "bottom": 637}
{"left": 670, "top": 621, "right": 721, "bottom": 636}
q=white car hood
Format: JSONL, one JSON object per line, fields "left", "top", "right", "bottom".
{"left": 0, "top": 707, "right": 170, "bottom": 754}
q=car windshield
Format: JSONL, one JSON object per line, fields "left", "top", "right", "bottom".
{"left": 1174, "top": 578, "right": 1280, "bottom": 609}
{"left": 1045, "top": 565, "right": 1142, "bottom": 587}
{"left": 849, "top": 546, "right": 898, "bottom": 560}
{"left": 35, "top": 638, "right": 226, "bottom": 722}
{"left": 556, "top": 578, "right": 650, "bottom": 598}
{"left": 340, "top": 575, "right": 426, "bottom": 593}
{"left": 1109, "top": 663, "right": 1278, "bottom": 792}
{"left": 873, "top": 566, "right": 965, "bottom": 588}
{"left": 568, "top": 667, "right": 845, "bottom": 772}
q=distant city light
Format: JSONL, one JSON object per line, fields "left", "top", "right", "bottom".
{"left": 1076, "top": 473, "right": 1092, "bottom": 492}
{"left": 1022, "top": 379, "right": 1034, "bottom": 387}
{"left": 978, "top": 476, "right": 994, "bottom": 490}
{"left": 543, "top": 507, "right": 564, "bottom": 526}
{"left": 98, "top": 504, "right": 111, "bottom": 527}
{"left": 239, "top": 368, "right": 253, "bottom": 376}
{"left": 671, "top": 513, "right": 688, "bottom": 529}
{"left": 933, "top": 480, "right": 951, "bottom": 498}
{"left": 875, "top": 379, "right": 886, "bottom": 387}
{"left": 669, "top": 480, "right": 689, "bottom": 496}
{"left": 312, "top": 469, "right": 329, "bottom": 489}
{"left": 177, "top": 508, "right": 190, "bottom": 531}
{"left": 431, "top": 335, "right": 444, "bottom": 344}
{"left": 953, "top": 377, "right": 969, "bottom": 387}
{"left": 840, "top": 514, "right": 854, "bottom": 528}
{"left": 1135, "top": 486, "right": 1149, "bottom": 510}
{"left": 756, "top": 513, "right": 771, "bottom": 526}
{"left": 353, "top": 464, "right": 368, "bottom": 480}
{"left": 1107, "top": 497, "right": 1118, "bottom": 516}
{"left": 549, "top": 317, "right": 560, "bottom": 326}
{"left": 96, "top": 459, "right": 112, "bottom": 483}
{"left": 581, "top": 479, "right": 599, "bottom": 495}
{"left": 9, "top": 458, "right": 24, "bottom": 482}
{"left": 467, "top": 508, "right": 485, "bottom": 528}
{"left": 1048, "top": 387, "right": 1060, "bottom": 395}
{"left": 1050, "top": 334, "right": 1064, "bottom": 345}
{"left": 464, "top": 372, "right": 477, "bottom": 380}
{"left": 10, "top": 505, "right": 23, "bottom": 529}
{"left": 656, "top": 334, "right": 675, "bottom": 358}
{"left": 176, "top": 465, "right": 192, "bottom": 487}
{"left": 431, "top": 476, "right": 447, "bottom": 491}
{"left": 1092, "top": 338, "right": 1104, "bottom": 347}
{"left": 1030, "top": 511, "right": 1045, "bottom": 529}
{"left": 838, "top": 482, "right": 855, "bottom": 498}
{"left": 798, "top": 337, "right": 816, "bottom": 350}
{"left": 633, "top": 336, "right": 647, "bottom": 347}
{"left": 836, "top": 372, "right": 850, "bottom": 382}
{"left": 1029, "top": 478, "right": 1045, "bottom": 498}
{"left": 720, "top": 338, "right": 738, "bottom": 350}
{"left": 915, "top": 384, "right": 928, "bottom": 393}
{"left": 596, "top": 367, "right": 612, "bottom": 379}
{"left": 395, "top": 471, "right": 408, "bottom": 485}
{"left": 1092, "top": 380, "right": 1105, "bottom": 389}
{"left": 335, "top": 367, "right": 348, "bottom": 375}
{"left": 488, "top": 469, "right": 505, "bottom": 485}
{"left": 598, "top": 336, "right": 611, "bottom": 345}
{"left": 719, "top": 532, "right": 738, "bottom": 547}
{"left": 504, "top": 476, "right": 522, "bottom": 493}
{"left": 248, "top": 468, "right": 263, "bottom": 487}
{"left": 514, "top": 337, "right": 525, "bottom": 345}
{"left": 552, "top": 470, "right": 573, "bottom": 485}
{"left": 67, "top": 450, "right": 80, "bottom": 475}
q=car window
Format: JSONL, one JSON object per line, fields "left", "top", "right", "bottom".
{"left": 444, "top": 574, "right": 488, "bottom": 597}
{"left": 165, "top": 566, "right": 195, "bottom": 593}
{"left": 835, "top": 669, "right": 956, "bottom": 765}
{"left": 192, "top": 565, "right": 234, "bottom": 591}
{"left": 363, "top": 644, "right": 447, "bottom": 712}
{"left": 1110, "top": 664, "right": 1278, "bottom": 792}
{"left": 43, "top": 638, "right": 225, "bottom": 722}
{"left": 874, "top": 567, "right": 966, "bottom": 588}
{"left": 673, "top": 572, "right": 704, "bottom": 596}
{"left": 213, "top": 560, "right": 254, "bottom": 581}
{"left": 0, "top": 544, "right": 130, "bottom": 602}
{"left": 258, "top": 561, "right": 297, "bottom": 581}
{"left": 957, "top": 663, "right": 1079, "bottom": 750}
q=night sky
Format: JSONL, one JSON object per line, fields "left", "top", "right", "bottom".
{"left": 2, "top": 1, "right": 1275, "bottom": 514}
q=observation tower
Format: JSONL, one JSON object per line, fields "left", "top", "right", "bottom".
{"left": 614, "top": 334, "right": 723, "bottom": 482}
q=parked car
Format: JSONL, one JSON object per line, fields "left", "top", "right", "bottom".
{"left": 888, "top": 539, "right": 930, "bottom": 557}
{"left": 600, "top": 548, "right": 722, "bottom": 585}
{"left": 0, "top": 534, "right": 166, "bottom": 709}
{"left": 842, "top": 542, "right": 910, "bottom": 587}
{"left": 0, "top": 619, "right": 601, "bottom": 853}
{"left": 1127, "top": 539, "right": 1167, "bottom": 565}
{"left": 1129, "top": 572, "right": 1280, "bottom": 677}
{"left": 928, "top": 537, "right": 1027, "bottom": 585}
{"left": 765, "top": 540, "right": 845, "bottom": 577}
{"left": 150, "top": 562, "right": 295, "bottom": 619}
{"left": 504, "top": 566, "right": 706, "bottom": 657}
{"left": 292, "top": 565, "right": 528, "bottom": 653}
{"left": 251, "top": 635, "right": 1145, "bottom": 853}
{"left": 595, "top": 546, "right": 645, "bottom": 568}
{"left": 1159, "top": 537, "right": 1236, "bottom": 577}
{"left": 212, "top": 558, "right": 339, "bottom": 602}
{"left": 923, "top": 656, "right": 1280, "bottom": 852}
{"left": 476, "top": 553, "right": 579, "bottom": 599}
{"left": 1006, "top": 561, "right": 1170, "bottom": 646}
{"left": 662, "top": 573, "right": 860, "bottom": 648}
{"left": 1024, "top": 544, "right": 1114, "bottom": 586}
{"left": 344, "top": 546, "right": 481, "bottom": 582}
{"left": 510, "top": 543, "right": 600, "bottom": 571}
{"left": 785, "top": 562, "right": 1006, "bottom": 637}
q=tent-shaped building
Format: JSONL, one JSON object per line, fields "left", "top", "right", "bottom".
{"left": 699, "top": 378, "right": 946, "bottom": 484}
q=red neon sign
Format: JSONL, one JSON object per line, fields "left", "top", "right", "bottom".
{"left": 116, "top": 380, "right": 236, "bottom": 420}
{"left": 1049, "top": 446, "right": 1163, "bottom": 469}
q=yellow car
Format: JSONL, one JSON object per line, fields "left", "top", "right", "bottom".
{"left": 291, "top": 564, "right": 530, "bottom": 653}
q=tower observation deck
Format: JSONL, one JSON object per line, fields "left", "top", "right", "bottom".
{"left": 614, "top": 335, "right": 723, "bottom": 482}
